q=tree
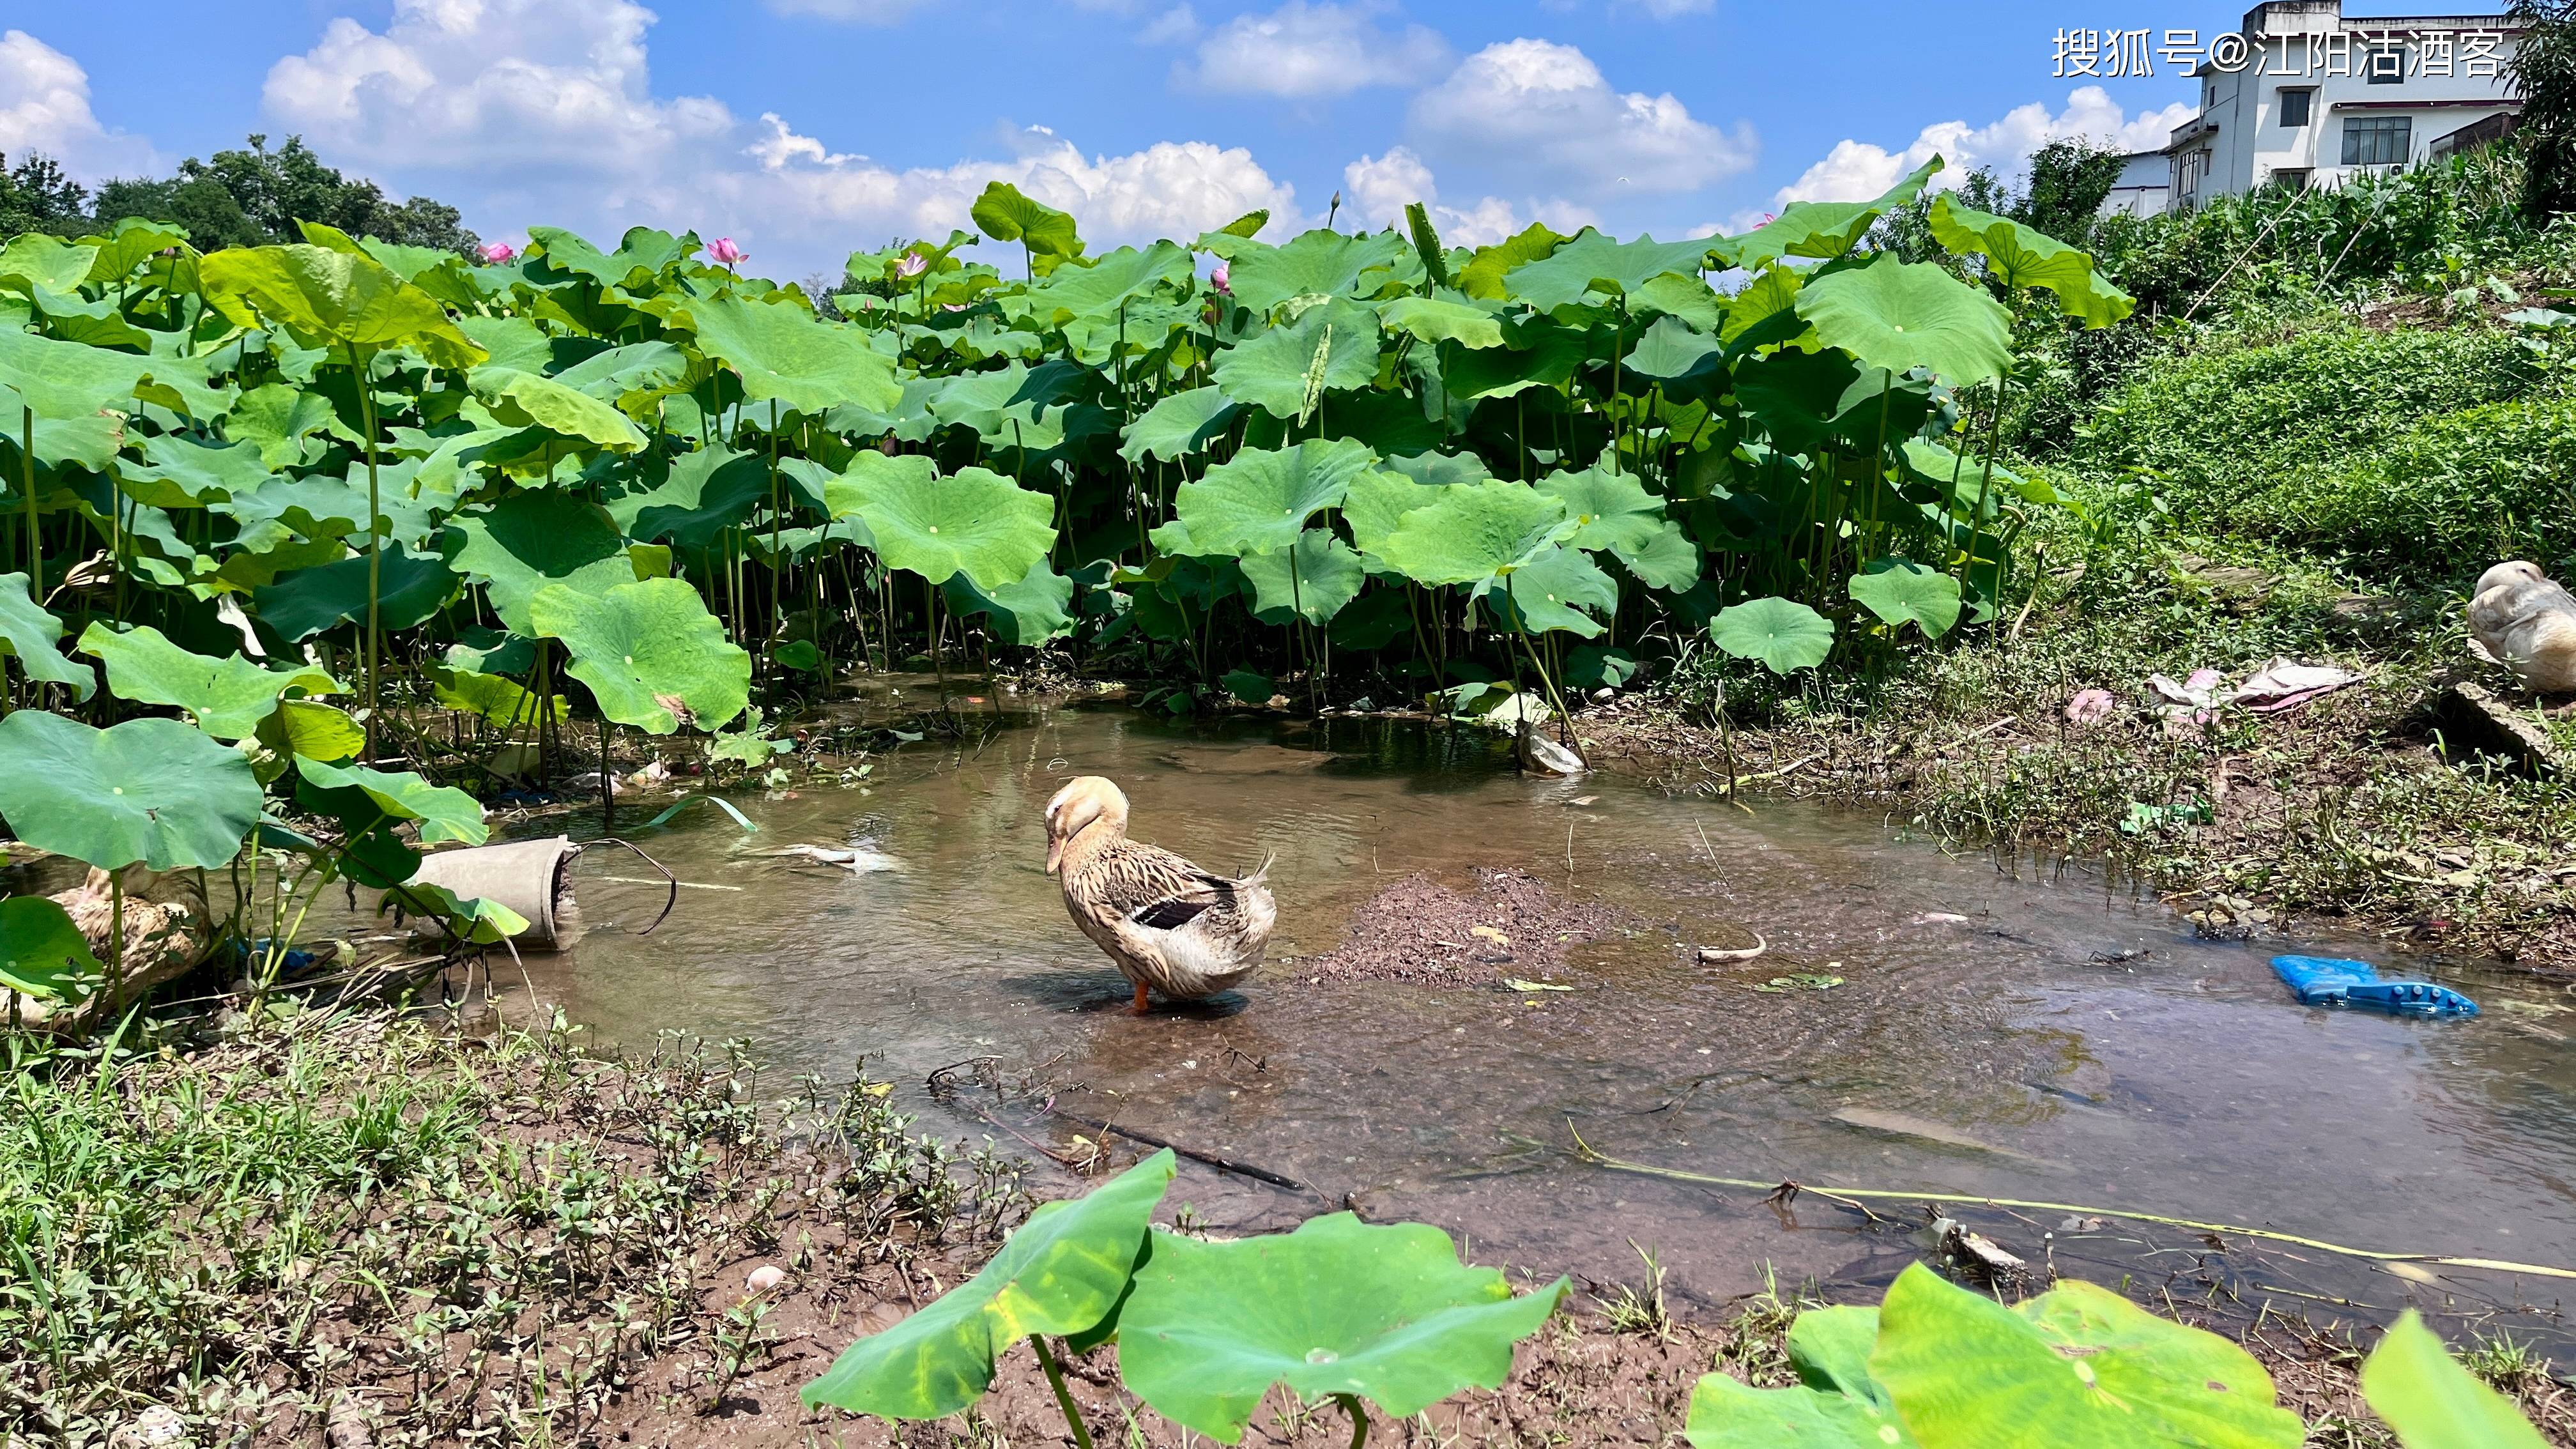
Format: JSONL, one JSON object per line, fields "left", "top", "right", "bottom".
{"left": 2016, "top": 139, "right": 2128, "bottom": 249}
{"left": 2509, "top": 0, "right": 2576, "bottom": 217}
{"left": 85, "top": 134, "right": 479, "bottom": 253}
{"left": 0, "top": 152, "right": 91, "bottom": 238}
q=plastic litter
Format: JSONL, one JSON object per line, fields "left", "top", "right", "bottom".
{"left": 2271, "top": 954, "right": 2479, "bottom": 1016}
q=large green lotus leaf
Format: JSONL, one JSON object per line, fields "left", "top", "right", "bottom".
{"left": 1719, "top": 158, "right": 1943, "bottom": 269}
{"left": 1622, "top": 315, "right": 1725, "bottom": 387}
{"left": 1710, "top": 596, "right": 1834, "bottom": 675}
{"left": 1119, "top": 1212, "right": 1568, "bottom": 1441}
{"left": 1438, "top": 327, "right": 1586, "bottom": 401}
{"left": 1023, "top": 241, "right": 1193, "bottom": 323}
{"left": 1379, "top": 296, "right": 1506, "bottom": 349}
{"left": 213, "top": 472, "right": 387, "bottom": 554}
{"left": 827, "top": 456, "right": 1054, "bottom": 589}
{"left": 1239, "top": 530, "right": 1365, "bottom": 625}
{"left": 1476, "top": 544, "right": 1614, "bottom": 638}
{"left": 224, "top": 383, "right": 348, "bottom": 469}
{"left": 119, "top": 434, "right": 273, "bottom": 509}
{"left": 1683, "top": 1371, "right": 1907, "bottom": 1449}
{"left": 1533, "top": 463, "right": 1698, "bottom": 590}
{"left": 76, "top": 624, "right": 342, "bottom": 740}
{"left": 2358, "top": 1311, "right": 2550, "bottom": 1449}
{"left": 1121, "top": 385, "right": 1243, "bottom": 464}
{"left": 1871, "top": 1266, "right": 2300, "bottom": 1449}
{"left": 199, "top": 244, "right": 484, "bottom": 369}
{"left": 441, "top": 492, "right": 643, "bottom": 634}
{"left": 925, "top": 358, "right": 1100, "bottom": 451}
{"left": 1848, "top": 558, "right": 1962, "bottom": 639}
{"left": 1459, "top": 222, "right": 1565, "bottom": 301}
{"left": 1795, "top": 256, "right": 2011, "bottom": 389}
{"left": 608, "top": 448, "right": 770, "bottom": 553}
{"left": 0, "top": 895, "right": 104, "bottom": 1002}
{"left": 1503, "top": 230, "right": 1712, "bottom": 312}
{"left": 294, "top": 755, "right": 488, "bottom": 845}
{"left": 430, "top": 668, "right": 565, "bottom": 730}
{"left": 0, "top": 234, "right": 98, "bottom": 294}
{"left": 551, "top": 341, "right": 691, "bottom": 401}
{"left": 0, "top": 326, "right": 226, "bottom": 420}
{"left": 1344, "top": 468, "right": 1442, "bottom": 558}
{"left": 1722, "top": 263, "right": 1804, "bottom": 345}
{"left": 1375, "top": 480, "right": 1571, "bottom": 587}
{"left": 530, "top": 578, "right": 750, "bottom": 735}
{"left": 1630, "top": 271, "right": 1727, "bottom": 332}
{"left": 78, "top": 220, "right": 191, "bottom": 286}
{"left": 456, "top": 315, "right": 553, "bottom": 372}
{"left": 970, "top": 180, "right": 1083, "bottom": 261}
{"left": 944, "top": 559, "right": 1076, "bottom": 645}
{"left": 1211, "top": 299, "right": 1382, "bottom": 422}
{"left": 1310, "top": 388, "right": 1444, "bottom": 457}
{"left": 1225, "top": 229, "right": 1409, "bottom": 312}
{"left": 0, "top": 387, "right": 126, "bottom": 470}
{"left": 468, "top": 366, "right": 647, "bottom": 451}
{"left": 1928, "top": 195, "right": 2133, "bottom": 328}
{"left": 528, "top": 225, "right": 691, "bottom": 291}
{"left": 1173, "top": 439, "right": 1376, "bottom": 557}
{"left": 260, "top": 699, "right": 367, "bottom": 765}
{"left": 1381, "top": 450, "right": 1494, "bottom": 487}
{"left": 23, "top": 280, "right": 153, "bottom": 350}
{"left": 803, "top": 1149, "right": 1174, "bottom": 1418}
{"left": 686, "top": 294, "right": 903, "bottom": 417}
{"left": 0, "top": 571, "right": 95, "bottom": 700}
{"left": 254, "top": 543, "right": 459, "bottom": 641}
{"left": 0, "top": 712, "right": 261, "bottom": 870}
{"left": 1787, "top": 1307, "right": 1887, "bottom": 1405}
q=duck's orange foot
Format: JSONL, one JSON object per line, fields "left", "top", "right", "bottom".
{"left": 1130, "top": 981, "right": 1153, "bottom": 1015}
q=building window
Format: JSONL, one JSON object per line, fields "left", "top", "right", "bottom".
{"left": 2342, "top": 114, "right": 2413, "bottom": 165}
{"left": 2280, "top": 88, "right": 2313, "bottom": 127}
{"left": 2271, "top": 167, "right": 2313, "bottom": 190}
{"left": 2366, "top": 45, "right": 2406, "bottom": 82}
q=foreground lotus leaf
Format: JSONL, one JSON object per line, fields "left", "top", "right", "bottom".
{"left": 1223, "top": 229, "right": 1408, "bottom": 312}
{"left": 1710, "top": 597, "right": 1835, "bottom": 675}
{"left": 0, "top": 895, "right": 103, "bottom": 1002}
{"left": 1684, "top": 1371, "right": 1917, "bottom": 1449}
{"left": 827, "top": 456, "right": 1054, "bottom": 590}
{"left": 1239, "top": 530, "right": 1365, "bottom": 625}
{"left": 1117, "top": 1212, "right": 1569, "bottom": 1442}
{"left": 1870, "top": 1266, "right": 2301, "bottom": 1449}
{"left": 294, "top": 756, "right": 489, "bottom": 847}
{"left": 1533, "top": 463, "right": 1699, "bottom": 591}
{"left": 467, "top": 366, "right": 647, "bottom": 452}
{"left": 1475, "top": 544, "right": 1616, "bottom": 638}
{"left": 1928, "top": 194, "right": 2134, "bottom": 329}
{"left": 254, "top": 543, "right": 459, "bottom": 642}
{"left": 970, "top": 180, "right": 1083, "bottom": 264}
{"left": 1374, "top": 479, "right": 1571, "bottom": 588}
{"left": 440, "top": 493, "right": 647, "bottom": 634}
{"left": 1795, "top": 256, "right": 2012, "bottom": 390}
{"left": 0, "top": 712, "right": 263, "bottom": 871}
{"left": 1721, "top": 158, "right": 1943, "bottom": 270}
{"left": 802, "top": 1149, "right": 1175, "bottom": 1419}
{"left": 944, "top": 560, "right": 1076, "bottom": 645}
{"left": 2358, "top": 1311, "right": 2550, "bottom": 1449}
{"left": 0, "top": 572, "right": 94, "bottom": 700}
{"left": 1174, "top": 439, "right": 1376, "bottom": 558}
{"left": 199, "top": 243, "right": 484, "bottom": 370}
{"left": 1502, "top": 229, "right": 1713, "bottom": 312}
{"left": 1847, "top": 558, "right": 1963, "bottom": 640}
{"left": 1120, "top": 385, "right": 1243, "bottom": 463}
{"left": 76, "top": 624, "right": 341, "bottom": 740}
{"left": 686, "top": 293, "right": 903, "bottom": 417}
{"left": 1211, "top": 300, "right": 1382, "bottom": 422}
{"left": 530, "top": 578, "right": 751, "bottom": 735}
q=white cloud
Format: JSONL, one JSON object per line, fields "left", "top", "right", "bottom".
{"left": 761, "top": 0, "right": 925, "bottom": 21}
{"left": 1340, "top": 144, "right": 1595, "bottom": 247}
{"left": 1760, "top": 84, "right": 2193, "bottom": 215}
{"left": 1407, "top": 39, "right": 1755, "bottom": 201}
{"left": 1137, "top": 5, "right": 1202, "bottom": 45}
{"left": 261, "top": 0, "right": 1304, "bottom": 276}
{"left": 1178, "top": 1, "right": 1451, "bottom": 98}
{"left": 0, "top": 29, "right": 156, "bottom": 178}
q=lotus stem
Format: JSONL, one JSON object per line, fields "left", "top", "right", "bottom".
{"left": 1336, "top": 1393, "right": 1368, "bottom": 1449}
{"left": 1027, "top": 1335, "right": 1096, "bottom": 1449}
{"left": 20, "top": 409, "right": 37, "bottom": 597}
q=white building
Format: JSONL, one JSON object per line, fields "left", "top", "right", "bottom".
{"left": 2115, "top": 2, "right": 2522, "bottom": 213}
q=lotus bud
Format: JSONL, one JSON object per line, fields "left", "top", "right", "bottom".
{"left": 896, "top": 250, "right": 929, "bottom": 279}
{"left": 479, "top": 241, "right": 518, "bottom": 264}
{"left": 1210, "top": 261, "right": 1231, "bottom": 296}
{"left": 707, "top": 237, "right": 747, "bottom": 266}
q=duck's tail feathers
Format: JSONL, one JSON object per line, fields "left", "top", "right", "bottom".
{"left": 1239, "top": 853, "right": 1275, "bottom": 889}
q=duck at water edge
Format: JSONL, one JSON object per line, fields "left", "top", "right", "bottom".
{"left": 1043, "top": 776, "right": 1276, "bottom": 1013}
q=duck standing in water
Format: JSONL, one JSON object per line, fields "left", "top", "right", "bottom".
{"left": 1043, "top": 776, "right": 1275, "bottom": 1013}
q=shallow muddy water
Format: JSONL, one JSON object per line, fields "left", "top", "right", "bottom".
{"left": 532, "top": 686, "right": 2576, "bottom": 1342}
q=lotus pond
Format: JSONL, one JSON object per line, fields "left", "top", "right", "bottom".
{"left": 516, "top": 691, "right": 2576, "bottom": 1353}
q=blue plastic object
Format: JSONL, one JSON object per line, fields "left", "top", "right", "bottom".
{"left": 2271, "top": 954, "right": 2478, "bottom": 1016}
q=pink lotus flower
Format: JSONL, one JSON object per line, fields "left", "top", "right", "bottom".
{"left": 1210, "top": 261, "right": 1231, "bottom": 296}
{"left": 896, "top": 250, "right": 928, "bottom": 279}
{"left": 479, "top": 241, "right": 517, "bottom": 264}
{"left": 2064, "top": 688, "right": 2115, "bottom": 727}
{"left": 707, "top": 236, "right": 746, "bottom": 266}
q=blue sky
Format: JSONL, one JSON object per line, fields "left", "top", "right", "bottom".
{"left": 0, "top": 1, "right": 2504, "bottom": 277}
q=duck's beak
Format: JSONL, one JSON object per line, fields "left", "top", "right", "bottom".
{"left": 1045, "top": 835, "right": 1064, "bottom": 874}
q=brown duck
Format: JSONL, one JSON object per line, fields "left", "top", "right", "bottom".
{"left": 1043, "top": 776, "right": 1275, "bottom": 1012}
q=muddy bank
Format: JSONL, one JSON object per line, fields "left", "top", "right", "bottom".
{"left": 1295, "top": 868, "right": 1644, "bottom": 985}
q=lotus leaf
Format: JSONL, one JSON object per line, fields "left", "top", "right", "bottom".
{"left": 1380, "top": 296, "right": 1506, "bottom": 350}
{"left": 263, "top": 699, "right": 368, "bottom": 764}
{"left": 551, "top": 341, "right": 691, "bottom": 401}
{"left": 1023, "top": 242, "right": 1193, "bottom": 323}
{"left": 2357, "top": 1312, "right": 2550, "bottom": 1449}
{"left": 1, "top": 388, "right": 126, "bottom": 470}
{"left": 456, "top": 316, "right": 553, "bottom": 372}
{"left": 468, "top": 366, "right": 647, "bottom": 451}
{"left": 0, "top": 571, "right": 95, "bottom": 700}
{"left": 530, "top": 578, "right": 750, "bottom": 735}
{"left": 1374, "top": 480, "right": 1571, "bottom": 587}
{"left": 120, "top": 434, "right": 274, "bottom": 508}
{"left": 1343, "top": 468, "right": 1442, "bottom": 559}
{"left": 1459, "top": 222, "right": 1566, "bottom": 300}
{"left": 1121, "top": 385, "right": 1242, "bottom": 463}
{"left": 1478, "top": 544, "right": 1616, "bottom": 638}
{"left": 0, "top": 895, "right": 103, "bottom": 1002}
{"left": 1211, "top": 300, "right": 1382, "bottom": 422}
{"left": 827, "top": 456, "right": 1054, "bottom": 589}
{"left": 970, "top": 181, "right": 1083, "bottom": 264}
{"left": 1239, "top": 530, "right": 1365, "bottom": 625}
{"left": 224, "top": 384, "right": 348, "bottom": 468}
{"left": 77, "top": 624, "right": 342, "bottom": 740}
{"left": 295, "top": 755, "right": 489, "bottom": 846}
{"left": 1621, "top": 316, "right": 1725, "bottom": 387}
{"left": 0, "top": 235, "right": 97, "bottom": 294}
{"left": 1503, "top": 230, "right": 1712, "bottom": 312}
{"left": 1847, "top": 558, "right": 1962, "bottom": 638}
{"left": 1117, "top": 1212, "right": 1569, "bottom": 1442}
{"left": 1684, "top": 1370, "right": 1912, "bottom": 1449}
{"left": 608, "top": 448, "right": 772, "bottom": 553}
{"left": 432, "top": 670, "right": 565, "bottom": 730}
{"left": 1533, "top": 463, "right": 1699, "bottom": 590}
{"left": 1225, "top": 229, "right": 1408, "bottom": 312}
{"left": 1721, "top": 158, "right": 1942, "bottom": 270}
{"left": 528, "top": 226, "right": 692, "bottom": 291}
{"left": 0, "top": 325, "right": 226, "bottom": 421}
{"left": 199, "top": 244, "right": 484, "bottom": 369}
{"left": 255, "top": 543, "right": 459, "bottom": 641}
{"left": 1795, "top": 257, "right": 2011, "bottom": 389}
{"left": 1927, "top": 195, "right": 2133, "bottom": 328}
{"left": 686, "top": 294, "right": 903, "bottom": 417}
{"left": 441, "top": 493, "right": 647, "bottom": 634}
{"left": 945, "top": 560, "right": 1076, "bottom": 645}
{"left": 1220, "top": 668, "right": 1275, "bottom": 704}
{"left": 1439, "top": 328, "right": 1586, "bottom": 401}
{"left": 802, "top": 1149, "right": 1175, "bottom": 1418}
{"left": 391, "top": 880, "right": 534, "bottom": 946}
{"left": 1710, "top": 597, "right": 1834, "bottom": 675}
{"left": 1173, "top": 440, "right": 1376, "bottom": 557}
{"left": 1869, "top": 1265, "right": 2301, "bottom": 1449}
{"left": 0, "top": 712, "right": 262, "bottom": 870}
